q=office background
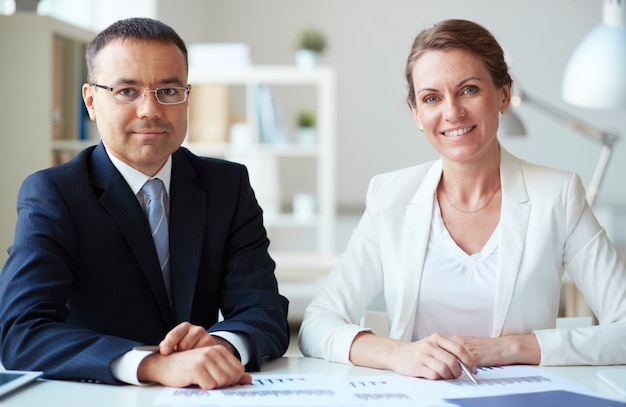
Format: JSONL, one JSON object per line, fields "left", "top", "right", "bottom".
{"left": 3, "top": 0, "right": 626, "bottom": 249}
{"left": 166, "top": 0, "right": 626, "bottom": 212}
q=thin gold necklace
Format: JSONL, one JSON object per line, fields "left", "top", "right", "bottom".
{"left": 441, "top": 185, "right": 501, "bottom": 214}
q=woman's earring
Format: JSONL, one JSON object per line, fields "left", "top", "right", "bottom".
{"left": 419, "top": 124, "right": 424, "bottom": 132}
{"left": 500, "top": 108, "right": 507, "bottom": 115}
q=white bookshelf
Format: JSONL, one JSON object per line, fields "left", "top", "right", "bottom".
{"left": 0, "top": 16, "right": 337, "bottom": 320}
{"left": 0, "top": 14, "right": 95, "bottom": 265}
{"left": 186, "top": 65, "right": 337, "bottom": 255}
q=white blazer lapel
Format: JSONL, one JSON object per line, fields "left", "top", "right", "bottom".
{"left": 394, "top": 159, "right": 442, "bottom": 341}
{"left": 492, "top": 147, "right": 531, "bottom": 336}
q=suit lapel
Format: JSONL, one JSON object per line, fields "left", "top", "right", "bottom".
{"left": 396, "top": 160, "right": 442, "bottom": 341}
{"left": 169, "top": 150, "right": 206, "bottom": 323}
{"left": 492, "top": 147, "right": 531, "bottom": 336}
{"left": 90, "top": 143, "right": 174, "bottom": 326}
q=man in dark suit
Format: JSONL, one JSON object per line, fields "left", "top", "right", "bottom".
{"left": 0, "top": 17, "right": 289, "bottom": 389}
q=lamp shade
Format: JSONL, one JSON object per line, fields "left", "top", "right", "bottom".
{"left": 561, "top": 0, "right": 626, "bottom": 110}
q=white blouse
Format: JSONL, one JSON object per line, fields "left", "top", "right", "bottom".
{"left": 413, "top": 201, "right": 500, "bottom": 340}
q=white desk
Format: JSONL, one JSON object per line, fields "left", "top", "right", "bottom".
{"left": 2, "top": 357, "right": 625, "bottom": 406}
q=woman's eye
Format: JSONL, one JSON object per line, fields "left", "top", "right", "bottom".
{"left": 424, "top": 96, "right": 438, "bottom": 103}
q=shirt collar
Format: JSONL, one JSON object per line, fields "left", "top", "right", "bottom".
{"left": 104, "top": 147, "right": 172, "bottom": 196}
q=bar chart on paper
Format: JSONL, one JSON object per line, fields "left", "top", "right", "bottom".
{"left": 154, "top": 367, "right": 598, "bottom": 406}
{"left": 222, "top": 376, "right": 334, "bottom": 398}
{"left": 440, "top": 365, "right": 593, "bottom": 397}
{"left": 155, "top": 374, "right": 431, "bottom": 406}
{"left": 451, "top": 366, "right": 551, "bottom": 387}
{"left": 155, "top": 375, "right": 353, "bottom": 406}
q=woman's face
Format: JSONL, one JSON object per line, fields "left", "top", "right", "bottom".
{"left": 410, "top": 48, "right": 510, "bottom": 165}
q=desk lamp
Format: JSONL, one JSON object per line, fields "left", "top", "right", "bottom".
{"left": 562, "top": 0, "right": 626, "bottom": 110}
{"left": 503, "top": 91, "right": 619, "bottom": 207}
{"left": 501, "top": 0, "right": 625, "bottom": 207}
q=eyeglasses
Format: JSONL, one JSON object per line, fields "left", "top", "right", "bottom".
{"left": 89, "top": 83, "right": 190, "bottom": 105}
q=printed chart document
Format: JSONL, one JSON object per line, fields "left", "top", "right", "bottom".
{"left": 154, "top": 375, "right": 424, "bottom": 406}
{"left": 154, "top": 365, "right": 602, "bottom": 406}
{"left": 434, "top": 365, "right": 592, "bottom": 397}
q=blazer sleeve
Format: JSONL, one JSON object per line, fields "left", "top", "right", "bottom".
{"left": 298, "top": 174, "right": 386, "bottom": 364}
{"left": 0, "top": 171, "right": 140, "bottom": 384}
{"left": 205, "top": 163, "right": 290, "bottom": 371}
{"left": 533, "top": 173, "right": 626, "bottom": 365}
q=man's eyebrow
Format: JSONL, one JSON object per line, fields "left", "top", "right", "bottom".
{"left": 108, "top": 77, "right": 186, "bottom": 87}
{"left": 156, "top": 77, "right": 186, "bottom": 86}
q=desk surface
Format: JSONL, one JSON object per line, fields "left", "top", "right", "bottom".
{"left": 2, "top": 357, "right": 625, "bottom": 406}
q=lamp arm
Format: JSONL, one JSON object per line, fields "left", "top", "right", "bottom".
{"left": 586, "top": 144, "right": 613, "bottom": 207}
{"left": 520, "top": 91, "right": 620, "bottom": 146}
{"left": 518, "top": 91, "right": 620, "bottom": 206}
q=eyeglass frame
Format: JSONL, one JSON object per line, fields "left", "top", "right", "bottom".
{"left": 89, "top": 83, "right": 191, "bottom": 105}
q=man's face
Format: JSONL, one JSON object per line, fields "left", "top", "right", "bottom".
{"left": 83, "top": 38, "right": 190, "bottom": 176}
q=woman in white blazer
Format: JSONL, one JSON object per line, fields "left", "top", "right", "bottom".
{"left": 299, "top": 19, "right": 626, "bottom": 381}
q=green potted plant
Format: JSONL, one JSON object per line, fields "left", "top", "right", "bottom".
{"left": 296, "top": 110, "right": 317, "bottom": 144}
{"left": 294, "top": 28, "right": 327, "bottom": 70}
{"left": 297, "top": 110, "right": 316, "bottom": 128}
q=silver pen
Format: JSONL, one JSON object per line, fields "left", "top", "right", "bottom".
{"left": 458, "top": 359, "right": 479, "bottom": 384}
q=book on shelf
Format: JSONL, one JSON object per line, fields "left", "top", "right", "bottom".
{"left": 256, "top": 84, "right": 289, "bottom": 145}
{"left": 188, "top": 84, "right": 230, "bottom": 144}
{"left": 52, "top": 36, "right": 66, "bottom": 140}
{"left": 53, "top": 35, "right": 92, "bottom": 143}
{"left": 78, "top": 85, "right": 88, "bottom": 141}
{"left": 186, "top": 43, "right": 249, "bottom": 146}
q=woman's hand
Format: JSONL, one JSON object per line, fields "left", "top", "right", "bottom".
{"left": 349, "top": 332, "right": 477, "bottom": 380}
{"left": 450, "top": 333, "right": 541, "bottom": 367}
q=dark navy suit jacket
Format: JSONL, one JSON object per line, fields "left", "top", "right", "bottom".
{"left": 0, "top": 143, "right": 289, "bottom": 384}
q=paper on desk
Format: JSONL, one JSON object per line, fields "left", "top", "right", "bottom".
{"left": 444, "top": 390, "right": 626, "bottom": 407}
{"left": 154, "top": 374, "right": 429, "bottom": 406}
{"left": 153, "top": 366, "right": 595, "bottom": 406}
{"left": 434, "top": 365, "right": 593, "bottom": 397}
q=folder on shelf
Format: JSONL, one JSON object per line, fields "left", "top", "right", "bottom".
{"left": 188, "top": 84, "right": 230, "bottom": 144}
{"left": 52, "top": 36, "right": 66, "bottom": 140}
{"left": 256, "top": 84, "right": 289, "bottom": 145}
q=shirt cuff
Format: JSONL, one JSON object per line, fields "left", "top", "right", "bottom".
{"left": 211, "top": 331, "right": 251, "bottom": 366}
{"left": 111, "top": 349, "right": 156, "bottom": 386}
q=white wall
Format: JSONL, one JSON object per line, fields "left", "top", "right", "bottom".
{"left": 37, "top": 0, "right": 156, "bottom": 31}
{"left": 12, "top": 1, "right": 624, "bottom": 211}
{"left": 157, "top": 0, "right": 626, "bottom": 214}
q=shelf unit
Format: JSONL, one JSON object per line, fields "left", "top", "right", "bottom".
{"left": 0, "top": 16, "right": 336, "bottom": 274}
{"left": 0, "top": 14, "right": 95, "bottom": 265}
{"left": 0, "top": 17, "right": 336, "bottom": 324}
{"left": 186, "top": 65, "right": 337, "bottom": 254}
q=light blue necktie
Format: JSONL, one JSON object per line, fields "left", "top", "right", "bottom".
{"left": 142, "top": 178, "right": 172, "bottom": 304}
